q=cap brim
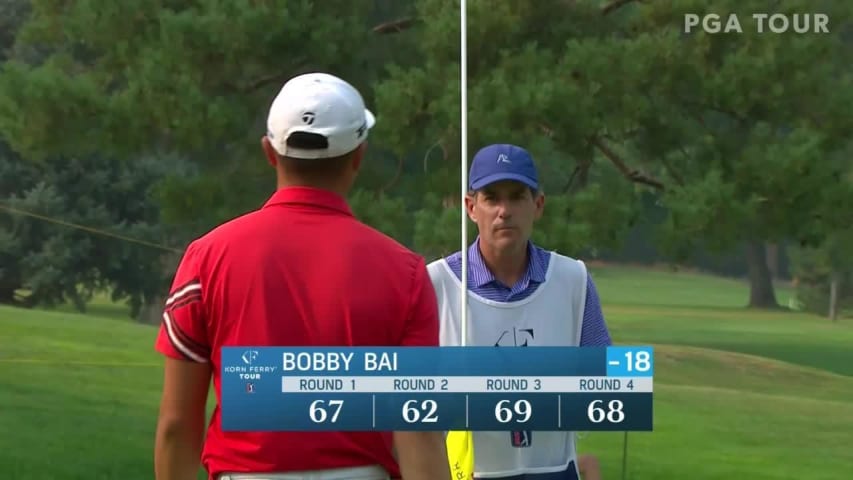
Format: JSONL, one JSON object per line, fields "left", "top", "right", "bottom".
{"left": 470, "top": 172, "right": 538, "bottom": 191}
{"left": 365, "top": 109, "right": 376, "bottom": 129}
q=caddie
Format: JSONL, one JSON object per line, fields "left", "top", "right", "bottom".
{"left": 428, "top": 143, "right": 613, "bottom": 479}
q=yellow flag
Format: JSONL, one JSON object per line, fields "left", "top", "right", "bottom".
{"left": 446, "top": 430, "right": 474, "bottom": 480}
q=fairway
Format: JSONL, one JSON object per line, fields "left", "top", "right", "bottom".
{"left": 1, "top": 266, "right": 851, "bottom": 480}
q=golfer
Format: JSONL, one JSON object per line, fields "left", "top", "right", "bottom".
{"left": 427, "top": 144, "right": 613, "bottom": 479}
{"left": 154, "top": 73, "right": 450, "bottom": 480}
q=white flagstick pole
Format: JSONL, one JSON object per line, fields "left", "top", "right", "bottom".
{"left": 460, "top": 0, "right": 469, "bottom": 348}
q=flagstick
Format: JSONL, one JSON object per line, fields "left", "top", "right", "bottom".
{"left": 460, "top": 0, "right": 469, "bottom": 348}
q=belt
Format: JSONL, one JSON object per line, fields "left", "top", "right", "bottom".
{"left": 218, "top": 465, "right": 390, "bottom": 480}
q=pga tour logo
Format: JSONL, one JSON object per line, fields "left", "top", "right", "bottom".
{"left": 684, "top": 13, "right": 830, "bottom": 34}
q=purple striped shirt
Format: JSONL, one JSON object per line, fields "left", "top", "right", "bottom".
{"left": 444, "top": 238, "right": 612, "bottom": 347}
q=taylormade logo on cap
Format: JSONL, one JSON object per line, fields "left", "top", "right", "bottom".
{"left": 266, "top": 73, "right": 376, "bottom": 160}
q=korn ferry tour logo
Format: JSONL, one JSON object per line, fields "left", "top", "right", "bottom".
{"left": 242, "top": 350, "right": 259, "bottom": 365}
{"left": 223, "top": 349, "right": 278, "bottom": 382}
{"left": 684, "top": 13, "right": 830, "bottom": 34}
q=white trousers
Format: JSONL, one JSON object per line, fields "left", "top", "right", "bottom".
{"left": 217, "top": 465, "right": 390, "bottom": 480}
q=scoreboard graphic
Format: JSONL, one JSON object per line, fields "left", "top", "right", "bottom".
{"left": 220, "top": 346, "right": 654, "bottom": 432}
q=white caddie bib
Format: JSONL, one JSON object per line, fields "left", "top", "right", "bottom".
{"left": 427, "top": 252, "right": 588, "bottom": 478}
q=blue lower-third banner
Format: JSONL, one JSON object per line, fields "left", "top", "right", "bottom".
{"left": 222, "top": 390, "right": 653, "bottom": 432}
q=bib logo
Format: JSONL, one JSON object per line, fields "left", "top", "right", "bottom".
{"left": 493, "top": 327, "right": 534, "bottom": 446}
{"left": 494, "top": 327, "right": 534, "bottom": 347}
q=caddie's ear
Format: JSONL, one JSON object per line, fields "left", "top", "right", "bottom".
{"left": 533, "top": 191, "right": 545, "bottom": 220}
{"left": 464, "top": 193, "right": 477, "bottom": 222}
{"left": 261, "top": 135, "right": 278, "bottom": 168}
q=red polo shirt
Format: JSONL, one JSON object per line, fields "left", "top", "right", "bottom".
{"left": 154, "top": 186, "right": 440, "bottom": 479}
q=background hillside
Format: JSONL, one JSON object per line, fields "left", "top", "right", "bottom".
{"left": 2, "top": 266, "right": 852, "bottom": 479}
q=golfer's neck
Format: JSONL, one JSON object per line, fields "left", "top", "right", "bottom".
{"left": 276, "top": 173, "right": 350, "bottom": 197}
{"left": 479, "top": 242, "right": 528, "bottom": 288}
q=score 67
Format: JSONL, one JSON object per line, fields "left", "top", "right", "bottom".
{"left": 309, "top": 399, "right": 344, "bottom": 423}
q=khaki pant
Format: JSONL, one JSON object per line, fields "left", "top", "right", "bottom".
{"left": 218, "top": 465, "right": 389, "bottom": 480}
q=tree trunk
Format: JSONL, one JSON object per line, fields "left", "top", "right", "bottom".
{"left": 828, "top": 272, "right": 840, "bottom": 322}
{"left": 136, "top": 295, "right": 166, "bottom": 325}
{"left": 765, "top": 243, "right": 780, "bottom": 279}
{"left": 745, "top": 241, "right": 779, "bottom": 308}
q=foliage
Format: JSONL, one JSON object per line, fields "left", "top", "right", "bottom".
{"left": 788, "top": 227, "right": 853, "bottom": 318}
{"left": 348, "top": 188, "right": 412, "bottom": 243}
{"left": 412, "top": 193, "right": 472, "bottom": 262}
{"left": 0, "top": 0, "right": 399, "bottom": 229}
{"left": 0, "top": 0, "right": 424, "bottom": 314}
{"left": 1, "top": 0, "right": 852, "bottom": 313}
{"left": 0, "top": 0, "right": 30, "bottom": 62}
{"left": 375, "top": 0, "right": 853, "bottom": 307}
{"left": 0, "top": 144, "right": 180, "bottom": 317}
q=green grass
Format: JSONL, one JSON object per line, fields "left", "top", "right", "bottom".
{"left": 1, "top": 265, "right": 852, "bottom": 479}
{"left": 592, "top": 265, "right": 852, "bottom": 376}
{"left": 589, "top": 264, "right": 796, "bottom": 309}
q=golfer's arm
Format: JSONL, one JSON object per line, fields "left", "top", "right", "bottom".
{"left": 393, "top": 431, "right": 451, "bottom": 480}
{"left": 155, "top": 417, "right": 205, "bottom": 480}
{"left": 155, "top": 358, "right": 211, "bottom": 480}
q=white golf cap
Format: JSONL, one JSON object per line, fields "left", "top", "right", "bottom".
{"left": 266, "top": 72, "right": 376, "bottom": 159}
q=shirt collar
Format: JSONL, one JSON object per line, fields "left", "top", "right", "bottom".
{"left": 262, "top": 186, "right": 353, "bottom": 216}
{"left": 467, "top": 236, "right": 546, "bottom": 288}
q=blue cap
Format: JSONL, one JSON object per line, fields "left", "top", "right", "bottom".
{"left": 469, "top": 144, "right": 539, "bottom": 191}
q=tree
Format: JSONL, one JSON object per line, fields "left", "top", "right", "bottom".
{"left": 374, "top": 0, "right": 645, "bottom": 259}
{"left": 789, "top": 226, "right": 853, "bottom": 320}
{"left": 0, "top": 0, "right": 30, "bottom": 63}
{"left": 787, "top": 160, "right": 853, "bottom": 319}
{"left": 0, "top": 0, "right": 427, "bottom": 316}
{"left": 374, "top": 0, "right": 853, "bottom": 308}
{"left": 0, "top": 144, "right": 181, "bottom": 317}
{"left": 641, "top": 1, "right": 853, "bottom": 308}
{"left": 0, "top": 0, "right": 416, "bottom": 233}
